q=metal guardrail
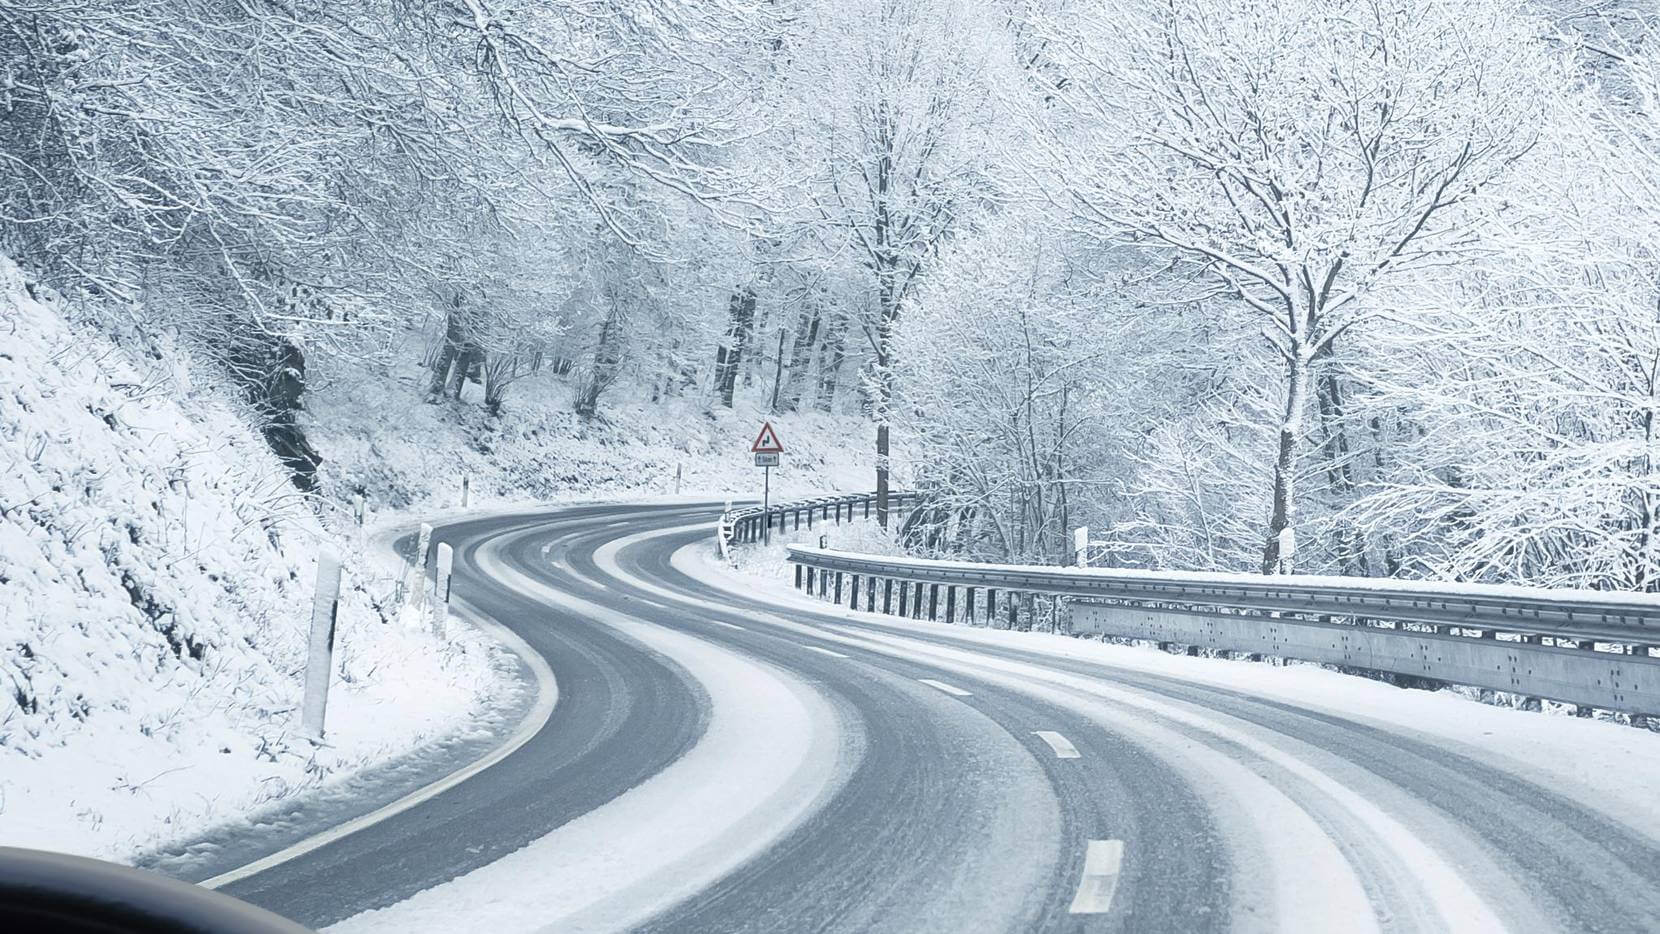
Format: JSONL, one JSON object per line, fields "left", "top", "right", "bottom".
{"left": 717, "top": 491, "right": 919, "bottom": 558}
{"left": 784, "top": 546, "right": 1660, "bottom": 718}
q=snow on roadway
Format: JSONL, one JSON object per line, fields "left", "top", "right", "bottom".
{"left": 683, "top": 538, "right": 1660, "bottom": 931}
{"left": 696, "top": 539, "right": 1660, "bottom": 846}
{"left": 326, "top": 524, "right": 855, "bottom": 934}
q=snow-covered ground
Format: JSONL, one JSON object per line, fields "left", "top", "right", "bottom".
{"left": 303, "top": 325, "right": 879, "bottom": 516}
{"left": 0, "top": 257, "right": 510, "bottom": 861}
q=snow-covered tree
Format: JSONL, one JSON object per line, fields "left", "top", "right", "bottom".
{"left": 1029, "top": 0, "right": 1565, "bottom": 572}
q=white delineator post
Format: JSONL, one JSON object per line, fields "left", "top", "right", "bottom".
{"left": 402, "top": 522, "right": 434, "bottom": 613}
{"left": 302, "top": 551, "right": 343, "bottom": 739}
{"left": 461, "top": 475, "right": 470, "bottom": 508}
{"left": 433, "top": 541, "right": 454, "bottom": 637}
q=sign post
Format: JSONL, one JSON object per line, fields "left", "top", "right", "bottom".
{"left": 751, "top": 421, "right": 785, "bottom": 544}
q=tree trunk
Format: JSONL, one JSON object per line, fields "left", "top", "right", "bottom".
{"left": 427, "top": 301, "right": 465, "bottom": 401}
{"left": 779, "top": 307, "right": 820, "bottom": 412}
{"left": 874, "top": 297, "right": 897, "bottom": 528}
{"left": 712, "top": 287, "right": 756, "bottom": 408}
{"left": 577, "top": 304, "right": 625, "bottom": 418}
{"left": 815, "top": 323, "right": 846, "bottom": 412}
{"left": 1261, "top": 350, "right": 1310, "bottom": 574}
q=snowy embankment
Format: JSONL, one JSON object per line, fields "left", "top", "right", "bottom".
{"left": 302, "top": 326, "right": 875, "bottom": 515}
{"left": 0, "top": 258, "right": 509, "bottom": 862}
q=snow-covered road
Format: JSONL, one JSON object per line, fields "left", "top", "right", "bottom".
{"left": 196, "top": 502, "right": 1660, "bottom": 933}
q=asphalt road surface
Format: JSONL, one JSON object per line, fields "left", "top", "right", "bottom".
{"left": 202, "top": 502, "right": 1660, "bottom": 933}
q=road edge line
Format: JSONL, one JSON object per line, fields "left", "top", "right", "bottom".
{"left": 199, "top": 534, "right": 559, "bottom": 890}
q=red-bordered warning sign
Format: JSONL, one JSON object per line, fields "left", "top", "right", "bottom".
{"left": 750, "top": 421, "right": 785, "bottom": 454}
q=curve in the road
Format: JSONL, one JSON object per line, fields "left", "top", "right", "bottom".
{"left": 193, "top": 502, "right": 1660, "bottom": 934}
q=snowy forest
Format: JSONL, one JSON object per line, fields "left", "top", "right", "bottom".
{"left": 6, "top": 0, "right": 1660, "bottom": 591}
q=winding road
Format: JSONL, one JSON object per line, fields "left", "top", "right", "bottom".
{"left": 189, "top": 501, "right": 1660, "bottom": 933}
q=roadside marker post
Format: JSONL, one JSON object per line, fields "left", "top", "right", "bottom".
{"left": 402, "top": 522, "right": 434, "bottom": 614}
{"left": 751, "top": 421, "right": 785, "bottom": 544}
{"left": 302, "top": 551, "right": 342, "bottom": 740}
{"left": 433, "top": 542, "right": 454, "bottom": 637}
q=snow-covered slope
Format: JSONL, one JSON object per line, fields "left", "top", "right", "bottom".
{"left": 0, "top": 257, "right": 507, "bottom": 860}
{"left": 303, "top": 327, "right": 882, "bottom": 514}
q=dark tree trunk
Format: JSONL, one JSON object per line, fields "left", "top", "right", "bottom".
{"left": 577, "top": 304, "right": 625, "bottom": 418}
{"left": 779, "top": 307, "right": 820, "bottom": 413}
{"left": 1260, "top": 350, "right": 1309, "bottom": 574}
{"left": 815, "top": 323, "right": 846, "bottom": 412}
{"left": 712, "top": 287, "right": 757, "bottom": 408}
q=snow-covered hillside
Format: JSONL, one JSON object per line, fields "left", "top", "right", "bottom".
{"left": 303, "top": 325, "right": 881, "bottom": 514}
{"left": 0, "top": 257, "right": 508, "bottom": 860}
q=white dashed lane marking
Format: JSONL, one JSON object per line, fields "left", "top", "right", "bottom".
{"left": 917, "top": 678, "right": 973, "bottom": 697}
{"left": 1069, "top": 840, "right": 1125, "bottom": 914}
{"left": 1033, "top": 731, "right": 1081, "bottom": 759}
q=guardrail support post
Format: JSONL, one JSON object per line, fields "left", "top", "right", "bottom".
{"left": 794, "top": 564, "right": 803, "bottom": 589}
{"left": 945, "top": 586, "right": 956, "bottom": 624}
{"left": 915, "top": 582, "right": 926, "bottom": 619}
{"left": 834, "top": 572, "right": 843, "bottom": 604}
{"left": 964, "top": 587, "right": 976, "bottom": 625}
{"left": 864, "top": 498, "right": 871, "bottom": 519}
{"left": 867, "top": 579, "right": 877, "bottom": 611}
{"left": 850, "top": 574, "right": 860, "bottom": 609}
{"left": 929, "top": 584, "right": 939, "bottom": 621}
{"left": 806, "top": 566, "right": 816, "bottom": 595}
{"left": 1009, "top": 593, "right": 1019, "bottom": 630}
{"left": 986, "top": 589, "right": 997, "bottom": 627}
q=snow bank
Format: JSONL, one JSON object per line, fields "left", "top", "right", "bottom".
{"left": 0, "top": 257, "right": 509, "bottom": 861}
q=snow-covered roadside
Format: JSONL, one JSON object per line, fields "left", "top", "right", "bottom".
{"left": 0, "top": 258, "right": 512, "bottom": 863}
{"left": 703, "top": 537, "right": 1660, "bottom": 841}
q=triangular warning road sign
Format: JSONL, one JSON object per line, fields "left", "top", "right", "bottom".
{"left": 750, "top": 421, "right": 785, "bottom": 454}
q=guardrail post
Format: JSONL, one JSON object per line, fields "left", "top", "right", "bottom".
{"left": 1008, "top": 593, "right": 1019, "bottom": 630}
{"left": 794, "top": 564, "right": 803, "bottom": 589}
{"left": 806, "top": 566, "right": 816, "bottom": 595}
{"left": 301, "top": 551, "right": 342, "bottom": 739}
{"left": 914, "top": 582, "right": 926, "bottom": 619}
{"left": 433, "top": 542, "right": 454, "bottom": 636}
{"left": 945, "top": 586, "right": 956, "bottom": 624}
{"left": 864, "top": 497, "right": 871, "bottom": 519}
{"left": 986, "top": 589, "right": 997, "bottom": 627}
{"left": 850, "top": 574, "right": 860, "bottom": 609}
{"left": 834, "top": 572, "right": 843, "bottom": 604}
{"left": 867, "top": 578, "right": 876, "bottom": 611}
{"left": 897, "top": 581, "right": 909, "bottom": 616}
{"left": 965, "top": 587, "right": 976, "bottom": 625}
{"left": 883, "top": 579, "right": 893, "bottom": 614}
{"left": 929, "top": 584, "right": 939, "bottom": 621}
